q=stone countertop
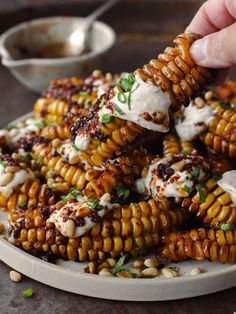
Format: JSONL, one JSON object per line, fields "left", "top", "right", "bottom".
{"left": 0, "top": 1, "right": 236, "bottom": 313}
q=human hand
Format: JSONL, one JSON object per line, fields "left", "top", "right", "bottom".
{"left": 186, "top": 0, "right": 236, "bottom": 83}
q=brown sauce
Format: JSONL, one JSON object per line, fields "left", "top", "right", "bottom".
{"left": 17, "top": 42, "right": 88, "bottom": 59}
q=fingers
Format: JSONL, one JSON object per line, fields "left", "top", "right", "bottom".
{"left": 211, "top": 68, "right": 229, "bottom": 86}
{"left": 186, "top": 0, "right": 236, "bottom": 36}
{"left": 189, "top": 22, "right": 236, "bottom": 68}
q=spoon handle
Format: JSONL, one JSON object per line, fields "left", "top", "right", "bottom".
{"left": 85, "top": 0, "right": 119, "bottom": 31}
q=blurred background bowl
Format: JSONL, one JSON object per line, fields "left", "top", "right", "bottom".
{"left": 0, "top": 16, "right": 116, "bottom": 93}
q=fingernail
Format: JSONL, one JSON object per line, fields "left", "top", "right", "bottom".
{"left": 190, "top": 37, "right": 208, "bottom": 64}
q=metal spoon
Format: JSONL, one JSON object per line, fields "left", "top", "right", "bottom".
{"left": 68, "top": 0, "right": 119, "bottom": 56}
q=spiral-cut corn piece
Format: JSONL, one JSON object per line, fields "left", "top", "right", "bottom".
{"left": 198, "top": 92, "right": 236, "bottom": 157}
{"left": 216, "top": 80, "right": 236, "bottom": 103}
{"left": 158, "top": 228, "right": 236, "bottom": 263}
{"left": 135, "top": 33, "right": 213, "bottom": 109}
{"left": 8, "top": 200, "right": 188, "bottom": 262}
{"left": 181, "top": 177, "right": 236, "bottom": 227}
{"left": 0, "top": 179, "right": 66, "bottom": 211}
{"left": 162, "top": 133, "right": 194, "bottom": 157}
{"left": 34, "top": 72, "right": 116, "bottom": 124}
{"left": 40, "top": 123, "right": 71, "bottom": 140}
{"left": 31, "top": 142, "right": 88, "bottom": 190}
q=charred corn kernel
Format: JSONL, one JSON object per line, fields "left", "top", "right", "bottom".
{"left": 9, "top": 270, "right": 22, "bottom": 282}
{"left": 144, "top": 258, "right": 159, "bottom": 268}
{"left": 162, "top": 267, "right": 178, "bottom": 278}
{"left": 190, "top": 267, "right": 203, "bottom": 275}
{"left": 8, "top": 201, "right": 188, "bottom": 262}
{"left": 141, "top": 267, "right": 159, "bottom": 278}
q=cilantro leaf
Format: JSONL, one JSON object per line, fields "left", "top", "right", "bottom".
{"left": 220, "top": 223, "right": 236, "bottom": 231}
{"left": 113, "top": 254, "right": 128, "bottom": 275}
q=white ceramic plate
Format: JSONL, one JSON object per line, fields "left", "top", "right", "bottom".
{"left": 0, "top": 113, "right": 235, "bottom": 301}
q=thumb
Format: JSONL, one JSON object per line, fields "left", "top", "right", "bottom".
{"left": 189, "top": 22, "right": 236, "bottom": 68}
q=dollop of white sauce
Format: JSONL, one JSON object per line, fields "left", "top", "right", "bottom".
{"left": 57, "top": 142, "right": 81, "bottom": 165}
{"left": 217, "top": 170, "right": 236, "bottom": 202}
{"left": 49, "top": 193, "right": 113, "bottom": 238}
{"left": 175, "top": 101, "right": 214, "bottom": 141}
{"left": 0, "top": 167, "right": 35, "bottom": 198}
{"left": 99, "top": 74, "right": 171, "bottom": 132}
{"left": 74, "top": 135, "right": 90, "bottom": 151}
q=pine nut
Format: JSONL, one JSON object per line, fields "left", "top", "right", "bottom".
{"left": 105, "top": 73, "right": 113, "bottom": 81}
{"left": 144, "top": 258, "right": 159, "bottom": 268}
{"left": 5, "top": 166, "right": 20, "bottom": 173}
{"left": 116, "top": 271, "right": 133, "bottom": 278}
{"left": 10, "top": 270, "right": 22, "bottom": 282}
{"left": 100, "top": 193, "right": 111, "bottom": 203}
{"left": 171, "top": 160, "right": 185, "bottom": 171}
{"left": 64, "top": 220, "right": 75, "bottom": 238}
{"left": 194, "top": 97, "right": 205, "bottom": 108}
{"left": 204, "top": 91, "right": 214, "bottom": 101}
{"left": 133, "top": 259, "right": 144, "bottom": 269}
{"left": 190, "top": 267, "right": 203, "bottom": 276}
{"left": 0, "top": 173, "right": 13, "bottom": 185}
{"left": 162, "top": 267, "right": 178, "bottom": 278}
{"left": 93, "top": 69, "right": 102, "bottom": 78}
{"left": 0, "top": 223, "right": 5, "bottom": 233}
{"left": 97, "top": 262, "right": 109, "bottom": 272}
{"left": 106, "top": 258, "right": 117, "bottom": 268}
{"left": 141, "top": 267, "right": 159, "bottom": 278}
{"left": 98, "top": 268, "right": 112, "bottom": 276}
{"left": 88, "top": 262, "right": 96, "bottom": 274}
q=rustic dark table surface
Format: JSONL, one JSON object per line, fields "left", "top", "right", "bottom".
{"left": 0, "top": 1, "right": 236, "bottom": 313}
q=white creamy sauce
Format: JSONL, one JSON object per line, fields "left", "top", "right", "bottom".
{"left": 99, "top": 74, "right": 171, "bottom": 132}
{"left": 217, "top": 170, "right": 236, "bottom": 202}
{"left": 0, "top": 130, "right": 9, "bottom": 138}
{"left": 74, "top": 135, "right": 91, "bottom": 151}
{"left": 57, "top": 142, "right": 81, "bottom": 165}
{"left": 3, "top": 118, "right": 43, "bottom": 146}
{"left": 0, "top": 168, "right": 35, "bottom": 198}
{"left": 135, "top": 178, "right": 146, "bottom": 194}
{"left": 175, "top": 101, "right": 214, "bottom": 141}
{"left": 93, "top": 79, "right": 111, "bottom": 98}
{"left": 145, "top": 159, "right": 198, "bottom": 199}
{"left": 49, "top": 193, "right": 113, "bottom": 238}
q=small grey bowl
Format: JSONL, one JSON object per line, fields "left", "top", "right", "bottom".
{"left": 0, "top": 16, "right": 116, "bottom": 93}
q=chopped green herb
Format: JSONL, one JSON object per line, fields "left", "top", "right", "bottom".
{"left": 127, "top": 92, "right": 132, "bottom": 110}
{"left": 79, "top": 91, "right": 89, "bottom": 98}
{"left": 99, "top": 99, "right": 106, "bottom": 108}
{"left": 186, "top": 173, "right": 193, "bottom": 180}
{"left": 7, "top": 123, "right": 17, "bottom": 129}
{"left": 86, "top": 199, "right": 103, "bottom": 211}
{"left": 213, "top": 173, "right": 223, "bottom": 181}
{"left": 22, "top": 288, "right": 33, "bottom": 298}
{"left": 196, "top": 183, "right": 206, "bottom": 203}
{"left": 36, "top": 119, "right": 52, "bottom": 128}
{"left": 61, "top": 187, "right": 82, "bottom": 203}
{"left": 113, "top": 103, "right": 125, "bottom": 116}
{"left": 119, "top": 73, "right": 135, "bottom": 92}
{"left": 219, "top": 102, "right": 230, "bottom": 110}
{"left": 72, "top": 144, "right": 80, "bottom": 152}
{"left": 231, "top": 103, "right": 236, "bottom": 111}
{"left": 113, "top": 254, "right": 128, "bottom": 275}
{"left": 19, "top": 152, "right": 31, "bottom": 163}
{"left": 181, "top": 150, "right": 189, "bottom": 155}
{"left": 101, "top": 114, "right": 113, "bottom": 124}
{"left": 117, "top": 91, "right": 127, "bottom": 104}
{"left": 18, "top": 202, "right": 27, "bottom": 209}
{"left": 30, "top": 153, "right": 43, "bottom": 165}
{"left": 48, "top": 169, "right": 56, "bottom": 177}
{"left": 0, "top": 160, "right": 6, "bottom": 167}
{"left": 192, "top": 167, "right": 200, "bottom": 178}
{"left": 114, "top": 187, "right": 130, "bottom": 203}
{"left": 220, "top": 223, "right": 236, "bottom": 231}
{"left": 182, "top": 185, "right": 190, "bottom": 193}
